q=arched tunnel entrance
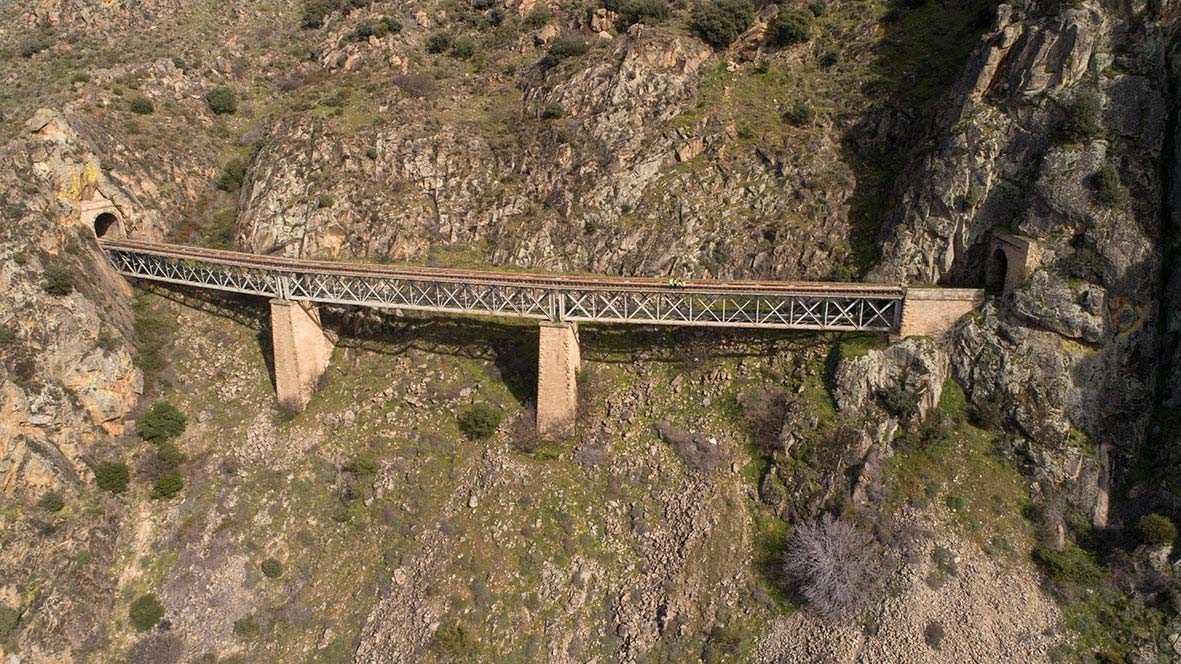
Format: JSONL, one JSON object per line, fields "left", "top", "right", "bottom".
{"left": 985, "top": 246, "right": 1008, "bottom": 294}
{"left": 93, "top": 212, "right": 119, "bottom": 239}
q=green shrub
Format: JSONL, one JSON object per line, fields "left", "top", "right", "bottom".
{"left": 129, "top": 594, "right": 164, "bottom": 631}
{"left": 0, "top": 606, "right": 18, "bottom": 640}
{"left": 690, "top": 0, "right": 753, "bottom": 49}
{"left": 807, "top": 0, "right": 827, "bottom": 16}
{"left": 13, "top": 252, "right": 27, "bottom": 265}
{"left": 431, "top": 622, "right": 476, "bottom": 657}
{"left": 42, "top": 265, "right": 74, "bottom": 296}
{"left": 426, "top": 31, "right": 452, "bottom": 54}
{"left": 924, "top": 621, "right": 945, "bottom": 650}
{"left": 152, "top": 471, "right": 184, "bottom": 499}
{"left": 95, "top": 461, "right": 130, "bottom": 494}
{"left": 1061, "top": 91, "right": 1102, "bottom": 142}
{"left": 878, "top": 385, "right": 917, "bottom": 420}
{"left": 217, "top": 158, "right": 248, "bottom": 191}
{"left": 618, "top": 0, "right": 671, "bottom": 26}
{"left": 541, "top": 37, "right": 590, "bottom": 69}
{"left": 782, "top": 100, "right": 815, "bottom": 126}
{"left": 71, "top": 72, "right": 91, "bottom": 84}
{"left": 770, "top": 8, "right": 812, "bottom": 46}
{"left": 451, "top": 36, "right": 478, "bottom": 60}
{"left": 457, "top": 403, "right": 502, "bottom": 439}
{"left": 1032, "top": 543, "right": 1102, "bottom": 586}
{"left": 349, "top": 16, "right": 402, "bottom": 41}
{"left": 301, "top": 0, "right": 338, "bottom": 28}
{"left": 37, "top": 492, "right": 64, "bottom": 512}
{"left": 318, "top": 193, "right": 333, "bottom": 208}
{"left": 702, "top": 624, "right": 743, "bottom": 663}
{"left": 205, "top": 87, "right": 238, "bottom": 115}
{"left": 233, "top": 615, "right": 260, "bottom": 638}
{"left": 523, "top": 4, "right": 552, "bottom": 28}
{"left": 129, "top": 95, "right": 155, "bottom": 114}
{"left": 818, "top": 46, "right": 839, "bottom": 66}
{"left": 18, "top": 34, "right": 53, "bottom": 58}
{"left": 140, "top": 402, "right": 187, "bottom": 443}
{"left": 541, "top": 103, "right": 564, "bottom": 120}
{"left": 261, "top": 558, "right": 283, "bottom": 578}
{"left": 1136, "top": 513, "right": 1176, "bottom": 547}
{"left": 156, "top": 441, "right": 186, "bottom": 471}
{"left": 1093, "top": 163, "right": 1125, "bottom": 207}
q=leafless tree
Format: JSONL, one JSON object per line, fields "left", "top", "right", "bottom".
{"left": 781, "top": 514, "right": 888, "bottom": 620}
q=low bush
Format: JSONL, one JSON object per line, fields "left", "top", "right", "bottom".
{"left": 450, "top": 36, "right": 478, "bottom": 60}
{"left": 431, "top": 621, "right": 477, "bottom": 657}
{"left": 37, "top": 492, "right": 64, "bottom": 512}
{"left": 618, "top": 0, "right": 671, "bottom": 26}
{"left": 426, "top": 31, "right": 452, "bottom": 54}
{"left": 261, "top": 558, "right": 283, "bottom": 578}
{"left": 1093, "top": 163, "right": 1126, "bottom": 208}
{"left": 129, "top": 594, "right": 164, "bottom": 631}
{"left": 95, "top": 461, "right": 130, "bottom": 494}
{"left": 877, "top": 384, "right": 917, "bottom": 421}
{"left": 458, "top": 402, "right": 502, "bottom": 439}
{"left": 42, "top": 266, "right": 74, "bottom": 296}
{"left": 233, "top": 615, "right": 260, "bottom": 638}
{"left": 781, "top": 514, "right": 888, "bottom": 620}
{"left": 770, "top": 8, "right": 812, "bottom": 46}
{"left": 18, "top": 33, "right": 53, "bottom": 58}
{"left": 217, "top": 158, "right": 248, "bottom": 191}
{"left": 541, "top": 37, "right": 590, "bottom": 69}
{"left": 71, "top": 72, "right": 91, "bottom": 84}
{"left": 655, "top": 420, "right": 726, "bottom": 472}
{"left": 391, "top": 73, "right": 437, "bottom": 99}
{"left": 205, "top": 87, "right": 238, "bottom": 115}
{"left": 702, "top": 624, "right": 743, "bottom": 663}
{"left": 782, "top": 100, "right": 815, "bottom": 126}
{"left": 1032, "top": 542, "right": 1102, "bottom": 587}
{"left": 808, "top": 0, "right": 827, "bottom": 16}
{"left": 1060, "top": 91, "right": 1102, "bottom": 142}
{"left": 523, "top": 4, "right": 552, "bottom": 28}
{"left": 301, "top": 0, "right": 338, "bottom": 28}
{"left": 0, "top": 605, "right": 17, "bottom": 640}
{"left": 690, "top": 0, "right": 753, "bottom": 49}
{"left": 1136, "top": 513, "right": 1176, "bottom": 547}
{"left": 924, "top": 621, "right": 945, "bottom": 650}
{"left": 152, "top": 470, "right": 184, "bottom": 499}
{"left": 140, "top": 402, "right": 187, "bottom": 443}
{"left": 349, "top": 16, "right": 402, "bottom": 41}
{"left": 129, "top": 95, "right": 155, "bottom": 114}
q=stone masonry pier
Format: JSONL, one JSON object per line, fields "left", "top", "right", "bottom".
{"left": 96, "top": 238, "right": 988, "bottom": 439}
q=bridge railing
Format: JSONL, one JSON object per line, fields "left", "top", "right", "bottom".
{"left": 101, "top": 242, "right": 904, "bottom": 332}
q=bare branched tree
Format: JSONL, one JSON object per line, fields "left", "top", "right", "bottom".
{"left": 781, "top": 514, "right": 888, "bottom": 620}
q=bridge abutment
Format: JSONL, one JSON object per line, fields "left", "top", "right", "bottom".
{"left": 271, "top": 299, "right": 333, "bottom": 412}
{"left": 537, "top": 321, "right": 580, "bottom": 439}
{"left": 898, "top": 288, "right": 986, "bottom": 338}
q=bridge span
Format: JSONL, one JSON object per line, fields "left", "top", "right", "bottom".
{"left": 98, "top": 239, "right": 983, "bottom": 438}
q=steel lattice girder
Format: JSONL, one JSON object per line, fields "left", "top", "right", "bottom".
{"left": 104, "top": 248, "right": 902, "bottom": 332}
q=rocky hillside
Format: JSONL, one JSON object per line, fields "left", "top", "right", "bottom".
{"left": 1, "top": 0, "right": 1181, "bottom": 662}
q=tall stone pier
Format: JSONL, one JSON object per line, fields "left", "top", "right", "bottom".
{"left": 537, "top": 321, "right": 580, "bottom": 439}
{"left": 270, "top": 299, "right": 333, "bottom": 412}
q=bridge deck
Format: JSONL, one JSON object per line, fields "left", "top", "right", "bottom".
{"left": 99, "top": 239, "right": 904, "bottom": 332}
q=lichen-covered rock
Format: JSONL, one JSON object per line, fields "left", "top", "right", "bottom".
{"left": 832, "top": 338, "right": 949, "bottom": 423}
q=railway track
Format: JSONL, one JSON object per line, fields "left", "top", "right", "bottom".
{"left": 98, "top": 239, "right": 905, "bottom": 331}
{"left": 100, "top": 239, "right": 904, "bottom": 297}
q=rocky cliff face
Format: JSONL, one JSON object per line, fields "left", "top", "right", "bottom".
{"left": 874, "top": 0, "right": 1175, "bottom": 529}
{"left": 2, "top": 0, "right": 1181, "bottom": 661}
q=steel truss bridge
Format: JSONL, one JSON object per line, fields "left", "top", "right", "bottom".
{"left": 98, "top": 239, "right": 905, "bottom": 332}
